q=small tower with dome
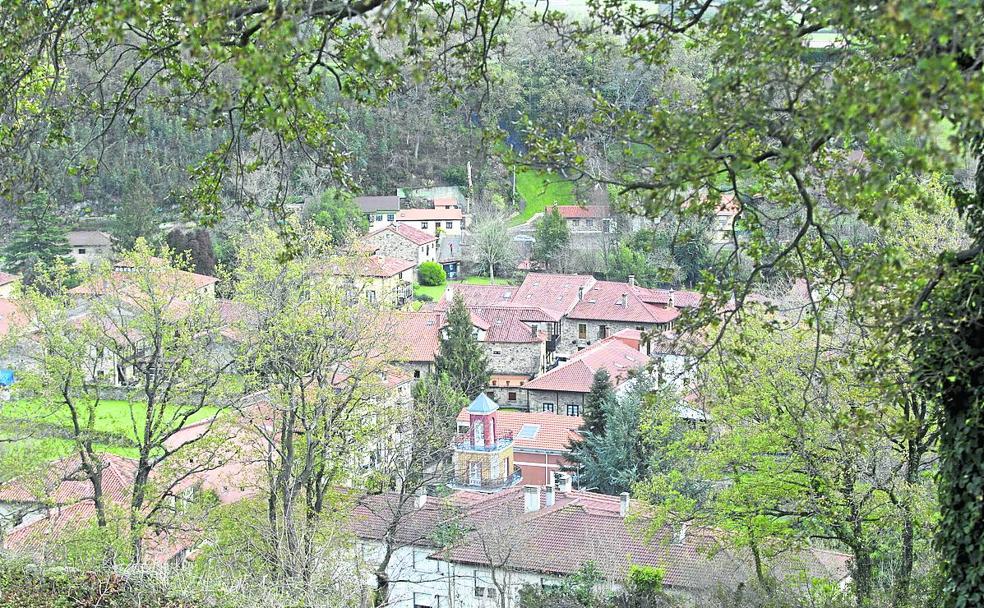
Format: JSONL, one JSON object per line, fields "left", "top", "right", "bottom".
{"left": 449, "top": 394, "right": 522, "bottom": 492}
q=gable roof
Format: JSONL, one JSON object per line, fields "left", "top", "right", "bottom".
{"left": 386, "top": 312, "right": 444, "bottom": 363}
{"left": 553, "top": 205, "right": 610, "bottom": 219}
{"left": 67, "top": 230, "right": 112, "bottom": 247}
{"left": 513, "top": 273, "right": 597, "bottom": 318}
{"left": 523, "top": 337, "right": 648, "bottom": 393}
{"left": 351, "top": 487, "right": 851, "bottom": 590}
{"left": 569, "top": 281, "right": 679, "bottom": 324}
{"left": 471, "top": 307, "right": 546, "bottom": 343}
{"left": 355, "top": 195, "right": 402, "bottom": 213}
{"left": 361, "top": 255, "right": 416, "bottom": 278}
{"left": 369, "top": 223, "right": 438, "bottom": 246}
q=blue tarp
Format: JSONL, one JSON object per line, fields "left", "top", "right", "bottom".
{"left": 0, "top": 369, "right": 14, "bottom": 387}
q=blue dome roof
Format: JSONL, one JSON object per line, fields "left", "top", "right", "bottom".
{"left": 467, "top": 393, "right": 499, "bottom": 414}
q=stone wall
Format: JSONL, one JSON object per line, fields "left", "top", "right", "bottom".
{"left": 525, "top": 389, "right": 586, "bottom": 416}
{"left": 557, "top": 318, "right": 664, "bottom": 358}
{"left": 483, "top": 341, "right": 545, "bottom": 376}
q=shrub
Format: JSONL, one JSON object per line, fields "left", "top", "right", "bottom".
{"left": 418, "top": 261, "right": 447, "bottom": 286}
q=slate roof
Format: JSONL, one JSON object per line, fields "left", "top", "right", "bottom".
{"left": 369, "top": 223, "right": 437, "bottom": 246}
{"left": 467, "top": 393, "right": 499, "bottom": 414}
{"left": 67, "top": 230, "right": 112, "bottom": 247}
{"left": 523, "top": 336, "right": 648, "bottom": 393}
{"left": 356, "top": 195, "right": 402, "bottom": 213}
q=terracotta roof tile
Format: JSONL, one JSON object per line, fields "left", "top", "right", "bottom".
{"left": 361, "top": 255, "right": 416, "bottom": 278}
{"left": 456, "top": 408, "right": 582, "bottom": 453}
{"left": 369, "top": 223, "right": 438, "bottom": 246}
{"left": 523, "top": 338, "right": 647, "bottom": 393}
{"left": 472, "top": 307, "right": 545, "bottom": 343}
{"left": 553, "top": 205, "right": 610, "bottom": 219}
{"left": 0, "top": 272, "right": 19, "bottom": 286}
{"left": 513, "top": 273, "right": 596, "bottom": 317}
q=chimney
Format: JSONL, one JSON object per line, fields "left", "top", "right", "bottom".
{"left": 545, "top": 484, "right": 556, "bottom": 507}
{"left": 556, "top": 472, "right": 572, "bottom": 493}
{"left": 578, "top": 286, "right": 584, "bottom": 301}
{"left": 414, "top": 492, "right": 427, "bottom": 510}
{"left": 524, "top": 485, "right": 541, "bottom": 512}
{"left": 619, "top": 492, "right": 629, "bottom": 517}
{"left": 668, "top": 288, "right": 676, "bottom": 308}
{"left": 619, "top": 293, "right": 628, "bottom": 307}
{"left": 628, "top": 275, "right": 636, "bottom": 287}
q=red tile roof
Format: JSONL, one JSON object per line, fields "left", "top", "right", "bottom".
{"left": 513, "top": 273, "right": 596, "bottom": 317}
{"left": 445, "top": 284, "right": 516, "bottom": 307}
{"left": 456, "top": 408, "right": 582, "bottom": 453}
{"left": 523, "top": 337, "right": 647, "bottom": 393}
{"left": 472, "top": 307, "right": 545, "bottom": 343}
{"left": 569, "top": 281, "right": 680, "bottom": 324}
{"left": 553, "top": 205, "right": 610, "bottom": 219}
{"left": 361, "top": 255, "right": 416, "bottom": 278}
{"left": 352, "top": 487, "right": 851, "bottom": 590}
{"left": 396, "top": 208, "right": 464, "bottom": 221}
{"left": 369, "top": 223, "right": 437, "bottom": 246}
{"left": 0, "top": 272, "right": 19, "bottom": 286}
{"left": 385, "top": 312, "right": 444, "bottom": 363}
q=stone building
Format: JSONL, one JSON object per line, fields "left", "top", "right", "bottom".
{"left": 365, "top": 223, "right": 437, "bottom": 272}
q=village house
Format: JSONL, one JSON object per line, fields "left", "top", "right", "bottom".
{"left": 365, "top": 223, "right": 438, "bottom": 273}
{"left": 455, "top": 401, "right": 581, "bottom": 486}
{"left": 356, "top": 255, "right": 416, "bottom": 307}
{"left": 69, "top": 256, "right": 218, "bottom": 300}
{"left": 551, "top": 205, "right": 617, "bottom": 234}
{"left": 437, "top": 233, "right": 462, "bottom": 280}
{"left": 521, "top": 332, "right": 650, "bottom": 416}
{"left": 357, "top": 195, "right": 403, "bottom": 232}
{"left": 710, "top": 193, "right": 741, "bottom": 245}
{"left": 386, "top": 311, "right": 443, "bottom": 380}
{"left": 67, "top": 230, "right": 113, "bottom": 265}
{"left": 395, "top": 208, "right": 465, "bottom": 237}
{"left": 351, "top": 481, "right": 851, "bottom": 608}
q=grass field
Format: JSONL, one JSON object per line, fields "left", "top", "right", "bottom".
{"left": 414, "top": 276, "right": 517, "bottom": 302}
{"left": 509, "top": 168, "right": 576, "bottom": 227}
{"left": 0, "top": 399, "right": 220, "bottom": 442}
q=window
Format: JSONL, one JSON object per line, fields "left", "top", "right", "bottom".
{"left": 636, "top": 325, "right": 645, "bottom": 331}
{"left": 572, "top": 219, "right": 580, "bottom": 226}
{"left": 543, "top": 402, "right": 555, "bottom": 413}
{"left": 421, "top": 221, "right": 429, "bottom": 229}
{"left": 446, "top": 221, "right": 453, "bottom": 229}
{"left": 598, "top": 325, "right": 608, "bottom": 339}
{"left": 567, "top": 403, "right": 581, "bottom": 417}
{"left": 474, "top": 587, "right": 485, "bottom": 598}
{"left": 487, "top": 588, "right": 498, "bottom": 601}
{"left": 491, "top": 379, "right": 498, "bottom": 386}
{"left": 426, "top": 245, "right": 430, "bottom": 255}
{"left": 508, "top": 391, "right": 517, "bottom": 402}
{"left": 77, "top": 248, "right": 86, "bottom": 254}
{"left": 376, "top": 214, "right": 383, "bottom": 221}
{"left": 587, "top": 218, "right": 595, "bottom": 228}
{"left": 413, "top": 369, "right": 421, "bottom": 378}
{"left": 367, "top": 290, "right": 377, "bottom": 303}
{"left": 578, "top": 324, "right": 587, "bottom": 340}
{"left": 387, "top": 213, "right": 395, "bottom": 221}
{"left": 492, "top": 348, "right": 501, "bottom": 355}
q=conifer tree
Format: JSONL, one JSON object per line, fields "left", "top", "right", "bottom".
{"left": 581, "top": 369, "right": 615, "bottom": 436}
{"left": 2, "top": 191, "right": 72, "bottom": 276}
{"left": 434, "top": 296, "right": 490, "bottom": 398}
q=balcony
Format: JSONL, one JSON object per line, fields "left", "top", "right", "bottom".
{"left": 452, "top": 430, "right": 513, "bottom": 452}
{"left": 448, "top": 466, "right": 523, "bottom": 492}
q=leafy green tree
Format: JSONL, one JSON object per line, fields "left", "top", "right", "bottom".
{"left": 303, "top": 188, "right": 368, "bottom": 246}
{"left": 640, "top": 319, "right": 939, "bottom": 606}
{"left": 110, "top": 173, "right": 162, "bottom": 251}
{"left": 417, "top": 261, "right": 447, "bottom": 287}
{"left": 2, "top": 191, "right": 72, "bottom": 276}
{"left": 434, "top": 296, "right": 490, "bottom": 398}
{"left": 522, "top": 4, "right": 984, "bottom": 603}
{"left": 532, "top": 207, "right": 570, "bottom": 270}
